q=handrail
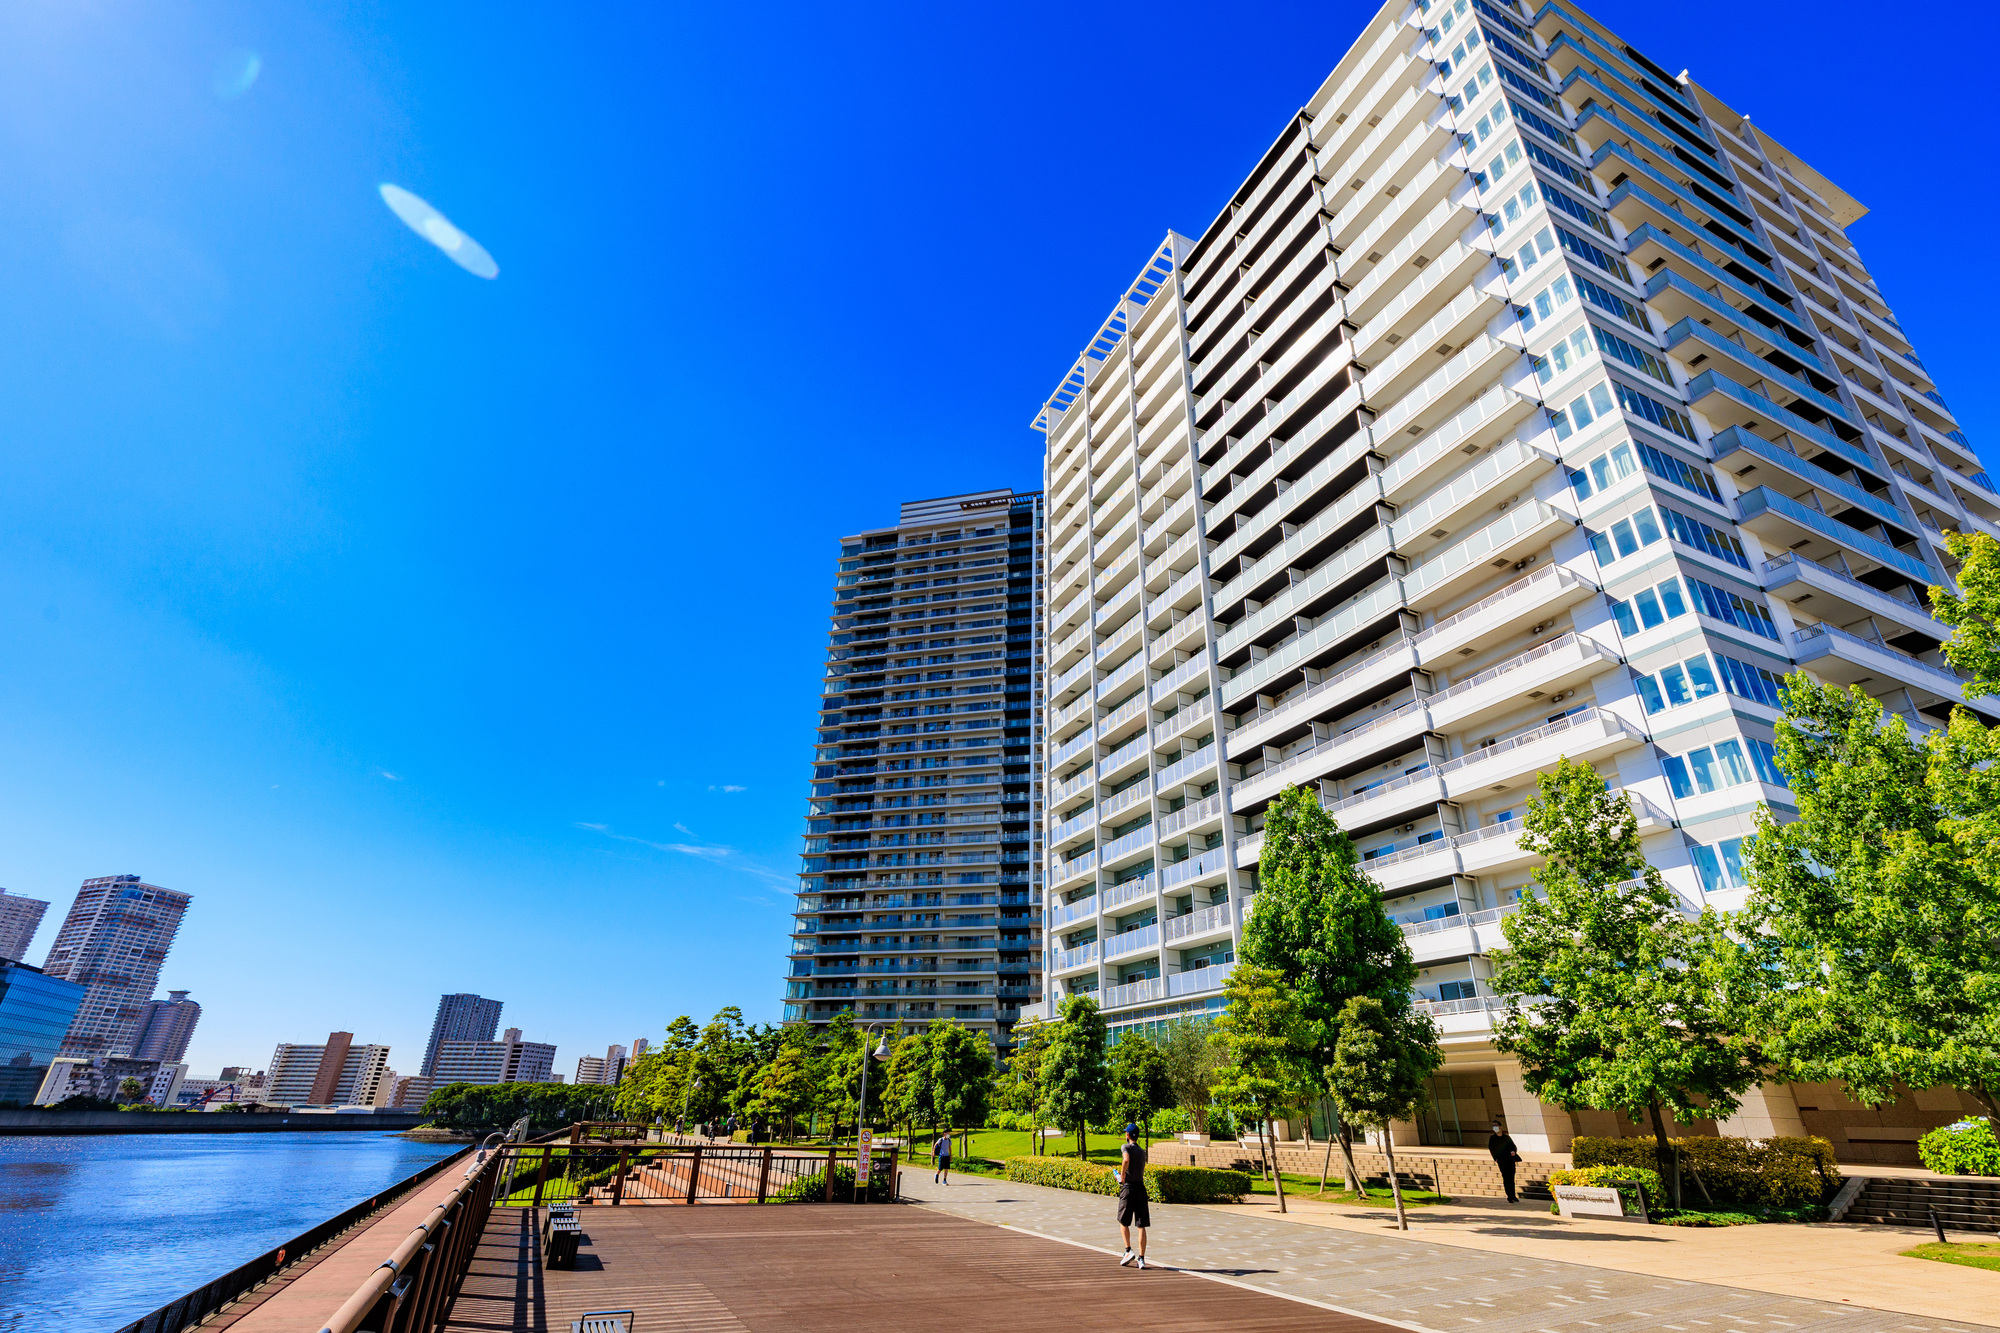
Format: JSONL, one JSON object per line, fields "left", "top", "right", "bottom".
{"left": 319, "top": 1149, "right": 502, "bottom": 1333}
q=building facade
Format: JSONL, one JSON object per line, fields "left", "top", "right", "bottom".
{"left": 131, "top": 990, "right": 201, "bottom": 1064}
{"left": 1035, "top": 0, "right": 1991, "bottom": 1155}
{"left": 419, "top": 992, "right": 504, "bottom": 1078}
{"left": 42, "top": 876, "right": 192, "bottom": 1060}
{"left": 785, "top": 489, "right": 1046, "bottom": 1054}
{"left": 0, "top": 960, "right": 87, "bottom": 1104}
{"left": 266, "top": 1035, "right": 392, "bottom": 1106}
{"left": 432, "top": 1028, "right": 557, "bottom": 1086}
{"left": 0, "top": 888, "right": 51, "bottom": 963}
{"left": 574, "top": 1054, "right": 606, "bottom": 1086}
{"left": 574, "top": 1044, "right": 628, "bottom": 1086}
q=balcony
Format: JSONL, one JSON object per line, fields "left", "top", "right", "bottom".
{"left": 1161, "top": 846, "right": 1231, "bottom": 890}
{"left": 1101, "top": 874, "right": 1159, "bottom": 913}
{"left": 1762, "top": 552, "right": 1943, "bottom": 649}
{"left": 1051, "top": 850, "right": 1096, "bottom": 889}
{"left": 1047, "top": 894, "right": 1097, "bottom": 930}
{"left": 1791, "top": 623, "right": 2000, "bottom": 721}
{"left": 1399, "top": 500, "right": 1573, "bottom": 612}
{"left": 1163, "top": 898, "right": 1233, "bottom": 943}
{"left": 1387, "top": 439, "right": 1561, "bottom": 562}
{"left": 1710, "top": 425, "right": 1903, "bottom": 537}
{"left": 1103, "top": 922, "right": 1161, "bottom": 960}
{"left": 1050, "top": 941, "right": 1099, "bottom": 974}
{"left": 1736, "top": 486, "right": 1931, "bottom": 586}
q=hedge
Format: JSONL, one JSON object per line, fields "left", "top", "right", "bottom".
{"left": 774, "top": 1165, "right": 857, "bottom": 1202}
{"left": 1919, "top": 1119, "right": 2000, "bottom": 1176}
{"left": 1549, "top": 1164, "right": 1664, "bottom": 1207}
{"left": 1570, "top": 1136, "right": 1839, "bottom": 1207}
{"left": 1002, "top": 1156, "right": 1251, "bottom": 1204}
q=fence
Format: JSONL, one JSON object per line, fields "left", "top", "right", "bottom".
{"left": 491, "top": 1139, "right": 901, "bottom": 1205}
{"left": 321, "top": 1147, "right": 503, "bottom": 1333}
{"left": 109, "top": 1146, "right": 473, "bottom": 1333}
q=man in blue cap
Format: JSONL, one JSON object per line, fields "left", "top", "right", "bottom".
{"left": 1114, "top": 1122, "right": 1150, "bottom": 1268}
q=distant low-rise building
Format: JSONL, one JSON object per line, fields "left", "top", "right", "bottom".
{"left": 573, "top": 1054, "right": 605, "bottom": 1085}
{"left": 265, "top": 1034, "right": 392, "bottom": 1106}
{"left": 33, "top": 1054, "right": 169, "bottom": 1105}
{"left": 432, "top": 1027, "right": 556, "bottom": 1086}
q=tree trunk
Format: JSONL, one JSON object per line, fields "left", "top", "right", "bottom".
{"left": 1383, "top": 1129, "right": 1408, "bottom": 1231}
{"left": 1335, "top": 1113, "right": 1367, "bottom": 1199}
{"left": 1076, "top": 1122, "right": 1086, "bottom": 1160}
{"left": 1319, "top": 1131, "right": 1337, "bottom": 1195}
{"left": 1258, "top": 1109, "right": 1287, "bottom": 1213}
{"left": 1647, "top": 1103, "right": 1680, "bottom": 1210}
{"left": 1969, "top": 1085, "right": 2000, "bottom": 1119}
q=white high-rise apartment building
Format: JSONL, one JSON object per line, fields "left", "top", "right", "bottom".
{"left": 786, "top": 490, "right": 1047, "bottom": 1055}
{"left": 0, "top": 888, "right": 51, "bottom": 963}
{"left": 1037, "top": 0, "right": 1989, "bottom": 1153}
{"left": 43, "top": 876, "right": 192, "bottom": 1059}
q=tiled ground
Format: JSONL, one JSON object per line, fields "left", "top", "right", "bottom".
{"left": 899, "top": 1170, "right": 1991, "bottom": 1333}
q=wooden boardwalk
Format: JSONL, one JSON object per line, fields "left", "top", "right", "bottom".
{"left": 441, "top": 1202, "right": 1400, "bottom": 1333}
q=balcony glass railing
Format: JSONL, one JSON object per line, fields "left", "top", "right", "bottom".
{"left": 1736, "top": 487, "right": 1932, "bottom": 584}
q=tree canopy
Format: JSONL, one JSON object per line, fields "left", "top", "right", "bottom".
{"left": 1041, "top": 993, "right": 1111, "bottom": 1157}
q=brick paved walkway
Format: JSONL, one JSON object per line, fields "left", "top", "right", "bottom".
{"left": 899, "top": 1170, "right": 1994, "bottom": 1332}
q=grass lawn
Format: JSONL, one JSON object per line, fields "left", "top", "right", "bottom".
{"left": 1901, "top": 1241, "right": 2000, "bottom": 1272}
{"left": 954, "top": 1129, "right": 1139, "bottom": 1163}
{"left": 1247, "top": 1170, "right": 1450, "bottom": 1208}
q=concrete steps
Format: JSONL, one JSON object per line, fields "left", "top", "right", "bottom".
{"left": 1842, "top": 1176, "right": 2000, "bottom": 1233}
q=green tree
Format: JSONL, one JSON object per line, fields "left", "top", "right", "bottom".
{"left": 1155, "top": 1017, "right": 1222, "bottom": 1134}
{"left": 117, "top": 1077, "right": 147, "bottom": 1103}
{"left": 998, "top": 1017, "right": 1054, "bottom": 1153}
{"left": 1040, "top": 994, "right": 1111, "bottom": 1159}
{"left": 1326, "top": 996, "right": 1443, "bottom": 1230}
{"left": 746, "top": 1037, "right": 817, "bottom": 1140}
{"left": 1107, "top": 1032, "right": 1173, "bottom": 1143}
{"left": 883, "top": 1028, "right": 934, "bottom": 1143}
{"left": 927, "top": 1019, "right": 995, "bottom": 1157}
{"left": 1209, "top": 963, "right": 1315, "bottom": 1212}
{"left": 1242, "top": 784, "right": 1417, "bottom": 1195}
{"left": 1492, "top": 757, "right": 1762, "bottom": 1202}
{"left": 1742, "top": 660, "right": 2000, "bottom": 1119}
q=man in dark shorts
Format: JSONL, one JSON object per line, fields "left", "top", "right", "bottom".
{"left": 1115, "top": 1123, "right": 1150, "bottom": 1268}
{"left": 933, "top": 1129, "right": 953, "bottom": 1185}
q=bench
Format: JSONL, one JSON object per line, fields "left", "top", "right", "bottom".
{"left": 542, "top": 1210, "right": 582, "bottom": 1270}
{"left": 572, "top": 1312, "right": 635, "bottom": 1333}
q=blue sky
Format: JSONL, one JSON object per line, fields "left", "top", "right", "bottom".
{"left": 0, "top": 0, "right": 1990, "bottom": 1080}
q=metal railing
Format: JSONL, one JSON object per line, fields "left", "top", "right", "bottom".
{"left": 321, "top": 1145, "right": 503, "bottom": 1333}
{"left": 489, "top": 1137, "right": 900, "bottom": 1209}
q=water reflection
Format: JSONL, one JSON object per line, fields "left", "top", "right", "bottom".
{"left": 379, "top": 185, "right": 499, "bottom": 279}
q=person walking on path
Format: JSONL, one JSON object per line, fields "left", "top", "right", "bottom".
{"left": 1115, "top": 1123, "right": 1151, "bottom": 1269}
{"left": 1487, "top": 1120, "right": 1522, "bottom": 1203}
{"left": 933, "top": 1130, "right": 953, "bottom": 1185}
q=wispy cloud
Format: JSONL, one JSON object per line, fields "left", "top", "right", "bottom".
{"left": 573, "top": 821, "right": 790, "bottom": 886}
{"left": 708, "top": 784, "right": 747, "bottom": 793}
{"left": 378, "top": 770, "right": 403, "bottom": 781}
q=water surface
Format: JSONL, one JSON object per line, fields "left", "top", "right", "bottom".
{"left": 0, "top": 1131, "right": 461, "bottom": 1329}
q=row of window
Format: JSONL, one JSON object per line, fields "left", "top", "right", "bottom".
{"left": 1663, "top": 736, "right": 1788, "bottom": 799}
{"left": 1635, "top": 648, "right": 1791, "bottom": 715}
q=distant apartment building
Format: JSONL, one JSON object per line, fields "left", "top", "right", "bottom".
{"left": 1029, "top": 0, "right": 1996, "bottom": 1157}
{"left": 34, "top": 1054, "right": 171, "bottom": 1105}
{"left": 573, "top": 1044, "right": 629, "bottom": 1086}
{"left": 131, "top": 990, "right": 201, "bottom": 1064}
{"left": 0, "top": 959, "right": 87, "bottom": 1104}
{"left": 631, "top": 1037, "right": 650, "bottom": 1060}
{"left": 785, "top": 489, "right": 1046, "bottom": 1055}
{"left": 419, "top": 992, "right": 503, "bottom": 1078}
{"left": 145, "top": 1062, "right": 187, "bottom": 1106}
{"left": 432, "top": 1028, "right": 556, "bottom": 1086}
{"left": 0, "top": 888, "right": 51, "bottom": 963}
{"left": 266, "top": 1033, "right": 392, "bottom": 1106}
{"left": 42, "top": 876, "right": 192, "bottom": 1059}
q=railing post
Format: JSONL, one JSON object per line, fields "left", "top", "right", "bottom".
{"left": 824, "top": 1142, "right": 837, "bottom": 1203}
{"left": 686, "top": 1146, "right": 704, "bottom": 1205}
{"left": 532, "top": 1145, "right": 549, "bottom": 1208}
{"left": 613, "top": 1149, "right": 629, "bottom": 1206}
{"left": 757, "top": 1146, "right": 773, "bottom": 1203}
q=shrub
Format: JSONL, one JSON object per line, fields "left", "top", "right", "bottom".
{"left": 1002, "top": 1156, "right": 1249, "bottom": 1203}
{"left": 1570, "top": 1135, "right": 1839, "bottom": 1206}
{"left": 774, "top": 1165, "right": 857, "bottom": 1202}
{"left": 1006, "top": 1156, "right": 1117, "bottom": 1195}
{"left": 1148, "top": 1106, "right": 1192, "bottom": 1137}
{"left": 1919, "top": 1119, "right": 2000, "bottom": 1177}
{"left": 1149, "top": 1165, "right": 1251, "bottom": 1203}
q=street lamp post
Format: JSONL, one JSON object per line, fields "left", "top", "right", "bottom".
{"left": 853, "top": 1023, "right": 891, "bottom": 1202}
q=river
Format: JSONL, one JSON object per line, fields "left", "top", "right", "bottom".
{"left": 0, "top": 1131, "right": 463, "bottom": 1330}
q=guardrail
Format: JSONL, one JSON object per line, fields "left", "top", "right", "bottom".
{"left": 320, "top": 1146, "right": 502, "bottom": 1333}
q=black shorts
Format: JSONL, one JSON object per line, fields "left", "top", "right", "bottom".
{"left": 1117, "top": 1193, "right": 1150, "bottom": 1228}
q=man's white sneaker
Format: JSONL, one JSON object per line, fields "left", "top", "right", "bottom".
{"left": 1136, "top": 1256, "right": 1148, "bottom": 1270}
{"left": 1118, "top": 1250, "right": 1135, "bottom": 1267}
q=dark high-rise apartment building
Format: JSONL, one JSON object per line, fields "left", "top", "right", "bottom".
{"left": 43, "top": 876, "right": 191, "bottom": 1059}
{"left": 131, "top": 990, "right": 202, "bottom": 1063}
{"left": 420, "top": 992, "right": 503, "bottom": 1077}
{"left": 785, "top": 488, "right": 1046, "bottom": 1055}
{"left": 0, "top": 960, "right": 86, "bottom": 1104}
{"left": 0, "top": 889, "right": 50, "bottom": 963}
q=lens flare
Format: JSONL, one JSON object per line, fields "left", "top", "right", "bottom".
{"left": 378, "top": 185, "right": 499, "bottom": 279}
{"left": 213, "top": 50, "right": 261, "bottom": 100}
